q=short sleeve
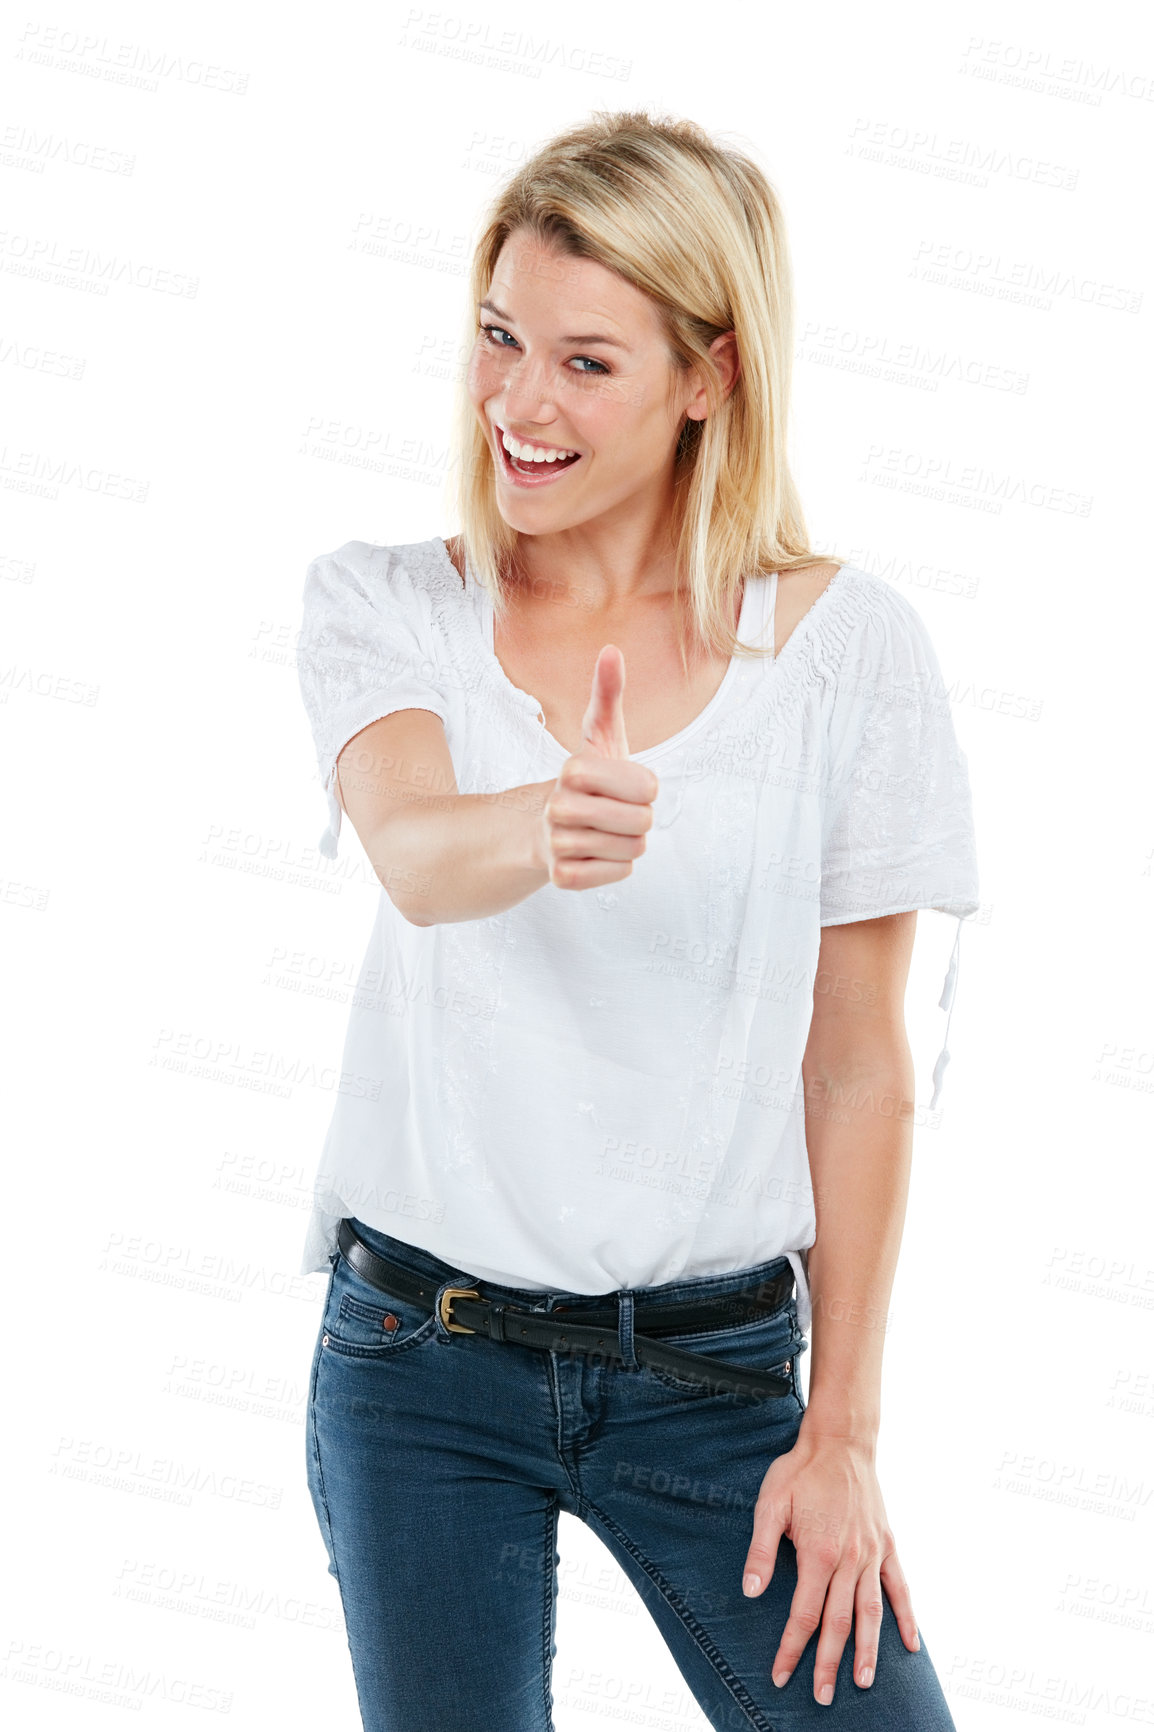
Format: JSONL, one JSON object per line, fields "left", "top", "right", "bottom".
{"left": 819, "top": 583, "right": 979, "bottom": 928}
{"left": 296, "top": 542, "right": 450, "bottom": 858}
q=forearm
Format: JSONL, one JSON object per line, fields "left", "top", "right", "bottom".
{"left": 366, "top": 778, "right": 556, "bottom": 925}
{"left": 798, "top": 1044, "right": 916, "bottom": 1456}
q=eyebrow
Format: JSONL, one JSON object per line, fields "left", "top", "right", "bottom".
{"left": 479, "top": 298, "right": 630, "bottom": 351}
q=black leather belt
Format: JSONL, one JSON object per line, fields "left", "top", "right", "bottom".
{"left": 336, "top": 1218, "right": 797, "bottom": 1404}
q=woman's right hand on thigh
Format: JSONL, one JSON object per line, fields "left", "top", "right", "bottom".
{"left": 536, "top": 646, "right": 659, "bottom": 890}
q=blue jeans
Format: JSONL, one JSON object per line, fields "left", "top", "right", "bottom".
{"left": 306, "top": 1219, "right": 956, "bottom": 1731}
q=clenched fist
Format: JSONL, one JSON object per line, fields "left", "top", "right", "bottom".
{"left": 537, "top": 645, "right": 659, "bottom": 890}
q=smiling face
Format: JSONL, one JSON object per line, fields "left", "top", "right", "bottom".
{"left": 466, "top": 228, "right": 703, "bottom": 537}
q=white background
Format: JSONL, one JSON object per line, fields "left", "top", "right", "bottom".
{"left": 3, "top": 0, "right": 1152, "bottom": 1726}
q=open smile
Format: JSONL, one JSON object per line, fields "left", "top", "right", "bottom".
{"left": 494, "top": 423, "right": 585, "bottom": 489}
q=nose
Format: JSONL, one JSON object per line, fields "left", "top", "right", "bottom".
{"left": 498, "top": 358, "right": 557, "bottom": 428}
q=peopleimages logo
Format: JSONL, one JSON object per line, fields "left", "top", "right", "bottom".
{"left": 911, "top": 239, "right": 1142, "bottom": 314}
{"left": 847, "top": 116, "right": 1079, "bottom": 190}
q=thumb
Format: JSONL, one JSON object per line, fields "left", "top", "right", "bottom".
{"left": 582, "top": 645, "right": 629, "bottom": 759}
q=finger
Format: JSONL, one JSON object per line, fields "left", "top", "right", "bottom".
{"left": 582, "top": 646, "right": 629, "bottom": 758}
{"left": 550, "top": 857, "right": 634, "bottom": 890}
{"left": 851, "top": 1567, "right": 884, "bottom": 1690}
{"left": 550, "top": 826, "right": 648, "bottom": 864}
{"left": 550, "top": 788, "right": 655, "bottom": 837}
{"left": 809, "top": 1562, "right": 858, "bottom": 1705}
{"left": 742, "top": 1480, "right": 791, "bottom": 1598}
{"left": 879, "top": 1550, "right": 920, "bottom": 1652}
{"left": 562, "top": 754, "right": 658, "bottom": 806}
{"left": 770, "top": 1546, "right": 834, "bottom": 1689}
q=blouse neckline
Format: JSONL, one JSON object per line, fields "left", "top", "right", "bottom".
{"left": 440, "top": 538, "right": 785, "bottom": 766}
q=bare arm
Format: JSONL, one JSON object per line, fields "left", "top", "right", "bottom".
{"left": 743, "top": 910, "right": 925, "bottom": 1701}
{"left": 798, "top": 910, "right": 919, "bottom": 1452}
{"left": 334, "top": 665, "right": 657, "bottom": 926}
{"left": 335, "top": 708, "right": 555, "bottom": 925}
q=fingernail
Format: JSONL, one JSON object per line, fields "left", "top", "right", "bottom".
{"left": 818, "top": 1683, "right": 834, "bottom": 1705}
{"left": 913, "top": 1633, "right": 921, "bottom": 1651}
{"left": 772, "top": 1668, "right": 791, "bottom": 1688}
{"left": 859, "top": 1666, "right": 874, "bottom": 1687}
{"left": 742, "top": 1572, "right": 761, "bottom": 1596}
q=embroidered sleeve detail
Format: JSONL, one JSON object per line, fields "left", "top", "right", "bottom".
{"left": 817, "top": 577, "right": 980, "bottom": 1107}
{"left": 296, "top": 541, "right": 451, "bottom": 858}
{"left": 819, "top": 579, "right": 980, "bottom": 927}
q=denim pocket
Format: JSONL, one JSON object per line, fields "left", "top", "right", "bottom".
{"left": 320, "top": 1247, "right": 438, "bottom": 1360}
{"left": 642, "top": 1297, "right": 805, "bottom": 1402}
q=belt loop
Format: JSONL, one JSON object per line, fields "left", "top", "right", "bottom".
{"left": 432, "top": 1278, "right": 454, "bottom": 1343}
{"left": 618, "top": 1291, "right": 637, "bottom": 1370}
{"left": 432, "top": 1275, "right": 477, "bottom": 1343}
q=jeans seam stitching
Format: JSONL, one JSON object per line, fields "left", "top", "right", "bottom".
{"left": 540, "top": 1496, "right": 558, "bottom": 1731}
{"left": 322, "top": 1316, "right": 438, "bottom": 1359}
{"left": 584, "top": 1496, "right": 779, "bottom": 1732}
{"left": 545, "top": 1354, "right": 589, "bottom": 1515}
{"left": 308, "top": 1312, "right": 342, "bottom": 1592}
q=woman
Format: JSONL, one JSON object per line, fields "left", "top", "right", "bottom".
{"left": 297, "top": 110, "right": 977, "bottom": 1729}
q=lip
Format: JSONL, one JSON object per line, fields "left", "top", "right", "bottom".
{"left": 493, "top": 422, "right": 584, "bottom": 490}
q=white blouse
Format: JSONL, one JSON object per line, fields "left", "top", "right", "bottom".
{"left": 295, "top": 536, "right": 980, "bottom": 1333}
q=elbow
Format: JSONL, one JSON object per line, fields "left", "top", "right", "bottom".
{"left": 802, "top": 1031, "right": 915, "bottom": 1129}
{"left": 398, "top": 905, "right": 435, "bottom": 928}
{"left": 364, "top": 817, "right": 436, "bottom": 925}
{"left": 379, "top": 882, "right": 437, "bottom": 927}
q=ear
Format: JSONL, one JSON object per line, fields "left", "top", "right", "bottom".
{"left": 684, "top": 331, "right": 742, "bottom": 422}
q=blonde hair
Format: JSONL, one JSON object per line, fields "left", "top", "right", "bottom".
{"left": 445, "top": 108, "right": 843, "bottom": 669}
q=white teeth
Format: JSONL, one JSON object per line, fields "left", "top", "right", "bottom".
{"left": 500, "top": 427, "right": 577, "bottom": 463}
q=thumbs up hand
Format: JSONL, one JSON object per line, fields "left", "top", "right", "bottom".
{"left": 537, "top": 646, "right": 660, "bottom": 891}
